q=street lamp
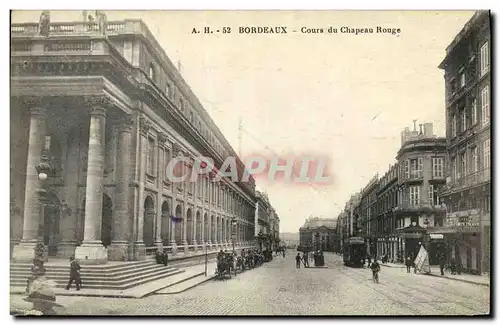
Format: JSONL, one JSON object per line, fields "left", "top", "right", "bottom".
{"left": 35, "top": 153, "right": 51, "bottom": 241}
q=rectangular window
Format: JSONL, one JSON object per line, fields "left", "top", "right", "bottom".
{"left": 409, "top": 186, "right": 420, "bottom": 206}
{"left": 428, "top": 185, "right": 434, "bottom": 206}
{"left": 481, "top": 86, "right": 490, "bottom": 126}
{"left": 451, "top": 115, "right": 457, "bottom": 137}
{"left": 147, "top": 138, "right": 155, "bottom": 175}
{"left": 484, "top": 139, "right": 490, "bottom": 169}
{"left": 404, "top": 160, "right": 410, "bottom": 179}
{"left": 417, "top": 158, "right": 423, "bottom": 178}
{"left": 480, "top": 42, "right": 489, "bottom": 76}
{"left": 460, "top": 152, "right": 467, "bottom": 178}
{"left": 432, "top": 157, "right": 444, "bottom": 178}
{"left": 410, "top": 159, "right": 417, "bottom": 177}
{"left": 462, "top": 109, "right": 467, "bottom": 132}
{"left": 471, "top": 98, "right": 477, "bottom": 125}
{"left": 471, "top": 147, "right": 478, "bottom": 173}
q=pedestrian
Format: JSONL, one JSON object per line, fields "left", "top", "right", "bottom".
{"left": 405, "top": 256, "right": 412, "bottom": 273}
{"left": 295, "top": 253, "right": 301, "bottom": 268}
{"left": 163, "top": 251, "right": 169, "bottom": 266}
{"left": 303, "top": 252, "right": 309, "bottom": 268}
{"left": 65, "top": 256, "right": 81, "bottom": 291}
{"left": 438, "top": 253, "right": 445, "bottom": 276}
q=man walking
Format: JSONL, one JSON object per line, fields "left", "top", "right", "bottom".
{"left": 405, "top": 255, "right": 413, "bottom": 273}
{"left": 66, "top": 256, "right": 81, "bottom": 291}
{"left": 295, "top": 253, "right": 302, "bottom": 268}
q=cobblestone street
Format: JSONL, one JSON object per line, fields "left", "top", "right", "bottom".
{"left": 11, "top": 252, "right": 490, "bottom": 316}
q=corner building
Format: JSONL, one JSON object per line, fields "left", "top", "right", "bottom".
{"left": 10, "top": 19, "right": 257, "bottom": 264}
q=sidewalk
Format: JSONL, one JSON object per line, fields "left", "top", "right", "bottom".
{"left": 378, "top": 260, "right": 490, "bottom": 287}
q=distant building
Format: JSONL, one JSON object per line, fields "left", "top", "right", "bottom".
{"left": 360, "top": 175, "right": 379, "bottom": 256}
{"left": 437, "top": 10, "right": 491, "bottom": 274}
{"left": 299, "top": 217, "right": 338, "bottom": 252}
{"left": 255, "top": 191, "right": 279, "bottom": 251}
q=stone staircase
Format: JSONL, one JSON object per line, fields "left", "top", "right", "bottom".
{"left": 10, "top": 260, "right": 184, "bottom": 291}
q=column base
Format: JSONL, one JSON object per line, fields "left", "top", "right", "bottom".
{"left": 56, "top": 241, "right": 77, "bottom": 258}
{"left": 155, "top": 240, "right": 163, "bottom": 252}
{"left": 170, "top": 242, "right": 178, "bottom": 256}
{"left": 134, "top": 242, "right": 146, "bottom": 260}
{"left": 12, "top": 241, "right": 43, "bottom": 262}
{"left": 108, "top": 241, "right": 130, "bottom": 261}
{"left": 74, "top": 242, "right": 108, "bottom": 265}
{"left": 182, "top": 241, "right": 189, "bottom": 254}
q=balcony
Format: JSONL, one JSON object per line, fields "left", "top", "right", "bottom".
{"left": 393, "top": 202, "right": 446, "bottom": 216}
{"left": 443, "top": 169, "right": 490, "bottom": 194}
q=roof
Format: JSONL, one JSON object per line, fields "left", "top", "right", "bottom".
{"left": 300, "top": 218, "right": 337, "bottom": 231}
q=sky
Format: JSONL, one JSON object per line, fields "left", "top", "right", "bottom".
{"left": 11, "top": 10, "right": 475, "bottom": 233}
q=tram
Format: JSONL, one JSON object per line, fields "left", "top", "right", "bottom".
{"left": 343, "top": 237, "right": 366, "bottom": 267}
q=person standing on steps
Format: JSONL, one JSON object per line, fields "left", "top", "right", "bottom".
{"left": 65, "top": 256, "right": 81, "bottom": 291}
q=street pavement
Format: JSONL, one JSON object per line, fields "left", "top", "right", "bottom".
{"left": 11, "top": 252, "right": 490, "bottom": 316}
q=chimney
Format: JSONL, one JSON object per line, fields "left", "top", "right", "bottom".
{"left": 413, "top": 119, "right": 417, "bottom": 132}
{"left": 424, "top": 123, "right": 433, "bottom": 137}
{"left": 419, "top": 124, "right": 423, "bottom": 135}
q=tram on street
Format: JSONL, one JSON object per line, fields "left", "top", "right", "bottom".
{"left": 343, "top": 237, "right": 366, "bottom": 267}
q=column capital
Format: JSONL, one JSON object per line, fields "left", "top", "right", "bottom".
{"left": 28, "top": 106, "right": 46, "bottom": 117}
{"left": 22, "top": 96, "right": 44, "bottom": 108}
{"left": 83, "top": 95, "right": 113, "bottom": 106}
{"left": 139, "top": 116, "right": 152, "bottom": 137}
{"left": 117, "top": 114, "right": 134, "bottom": 133}
{"left": 158, "top": 132, "right": 169, "bottom": 147}
{"left": 89, "top": 106, "right": 107, "bottom": 118}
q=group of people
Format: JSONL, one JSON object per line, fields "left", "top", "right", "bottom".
{"left": 215, "top": 249, "right": 275, "bottom": 278}
{"left": 294, "top": 250, "right": 325, "bottom": 268}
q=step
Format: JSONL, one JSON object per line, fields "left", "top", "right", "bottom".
{"left": 10, "top": 266, "right": 181, "bottom": 287}
{"left": 10, "top": 260, "right": 157, "bottom": 273}
{"left": 10, "top": 269, "right": 186, "bottom": 290}
{"left": 10, "top": 263, "right": 172, "bottom": 280}
{"left": 11, "top": 259, "right": 151, "bottom": 271}
{"left": 155, "top": 272, "right": 213, "bottom": 294}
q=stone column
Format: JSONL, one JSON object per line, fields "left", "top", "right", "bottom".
{"left": 182, "top": 206, "right": 189, "bottom": 254}
{"left": 12, "top": 104, "right": 47, "bottom": 262}
{"left": 192, "top": 208, "right": 197, "bottom": 250}
{"left": 155, "top": 133, "right": 168, "bottom": 250}
{"left": 170, "top": 198, "right": 178, "bottom": 255}
{"left": 74, "top": 104, "right": 108, "bottom": 264}
{"left": 133, "top": 116, "right": 151, "bottom": 260}
{"left": 108, "top": 115, "right": 134, "bottom": 261}
{"left": 57, "top": 126, "right": 82, "bottom": 258}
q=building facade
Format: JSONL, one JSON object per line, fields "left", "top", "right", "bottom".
{"left": 299, "top": 217, "right": 338, "bottom": 252}
{"left": 393, "top": 122, "right": 447, "bottom": 262}
{"left": 437, "top": 10, "right": 491, "bottom": 274}
{"left": 254, "top": 191, "right": 279, "bottom": 251}
{"left": 338, "top": 121, "right": 447, "bottom": 263}
{"left": 375, "top": 164, "right": 399, "bottom": 261}
{"left": 360, "top": 175, "right": 379, "bottom": 256}
{"left": 10, "top": 17, "right": 257, "bottom": 264}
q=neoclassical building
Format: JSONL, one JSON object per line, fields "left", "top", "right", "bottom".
{"left": 299, "top": 217, "right": 338, "bottom": 252}
{"left": 10, "top": 17, "right": 257, "bottom": 264}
